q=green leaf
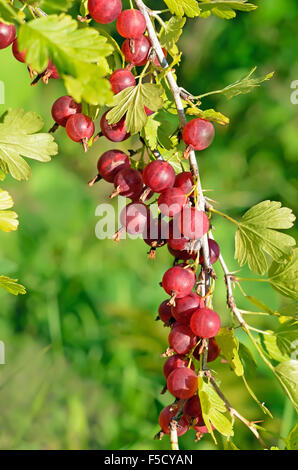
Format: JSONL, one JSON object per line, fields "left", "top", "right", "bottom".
{"left": 238, "top": 342, "right": 257, "bottom": 374}
{"left": 143, "top": 118, "right": 161, "bottom": 150}
{"left": 200, "top": 67, "right": 274, "bottom": 100}
{"left": 216, "top": 328, "right": 244, "bottom": 376}
{"left": 224, "top": 440, "right": 239, "bottom": 450}
{"left": 0, "top": 109, "right": 57, "bottom": 181}
{"left": 0, "top": 0, "right": 22, "bottom": 24}
{"left": 18, "top": 14, "right": 113, "bottom": 106}
{"left": 0, "top": 275, "right": 26, "bottom": 295}
{"left": 235, "top": 200, "right": 296, "bottom": 275}
{"left": 107, "top": 83, "right": 163, "bottom": 135}
{"left": 279, "top": 302, "right": 298, "bottom": 318}
{"left": 0, "top": 188, "right": 18, "bottom": 232}
{"left": 198, "top": 1, "right": 257, "bottom": 19}
{"left": 186, "top": 107, "right": 230, "bottom": 125}
{"left": 263, "top": 321, "right": 298, "bottom": 362}
{"left": 163, "top": 0, "right": 201, "bottom": 17}
{"left": 39, "top": 0, "right": 75, "bottom": 13}
{"left": 286, "top": 423, "right": 298, "bottom": 450}
{"left": 268, "top": 249, "right": 298, "bottom": 300}
{"left": 159, "top": 16, "right": 186, "bottom": 52}
{"left": 274, "top": 360, "right": 298, "bottom": 412}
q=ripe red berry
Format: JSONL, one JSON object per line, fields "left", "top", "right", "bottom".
{"left": 144, "top": 106, "right": 154, "bottom": 116}
{"left": 120, "top": 202, "right": 149, "bottom": 235}
{"left": 190, "top": 308, "right": 221, "bottom": 338}
{"left": 0, "top": 22, "right": 15, "bottom": 50}
{"left": 100, "top": 111, "right": 130, "bottom": 142}
{"left": 162, "top": 266, "right": 196, "bottom": 299}
{"left": 88, "top": 0, "right": 122, "bottom": 24}
{"left": 110, "top": 69, "right": 136, "bottom": 95}
{"left": 97, "top": 150, "right": 130, "bottom": 183}
{"left": 159, "top": 405, "right": 189, "bottom": 436}
{"left": 168, "top": 246, "right": 196, "bottom": 262}
{"left": 168, "top": 323, "right": 197, "bottom": 355}
{"left": 158, "top": 300, "right": 173, "bottom": 325}
{"left": 66, "top": 113, "right": 95, "bottom": 142}
{"left": 117, "top": 10, "right": 146, "bottom": 39}
{"left": 142, "top": 161, "right": 175, "bottom": 193}
{"left": 193, "top": 419, "right": 213, "bottom": 434}
{"left": 158, "top": 187, "right": 187, "bottom": 217}
{"left": 182, "top": 118, "right": 215, "bottom": 151}
{"left": 112, "top": 168, "right": 143, "bottom": 199}
{"left": 51, "top": 96, "right": 82, "bottom": 127}
{"left": 163, "top": 355, "right": 194, "bottom": 379}
{"left": 12, "top": 39, "right": 26, "bottom": 63}
{"left": 199, "top": 239, "right": 220, "bottom": 265}
{"left": 143, "top": 219, "right": 167, "bottom": 253}
{"left": 153, "top": 48, "right": 167, "bottom": 66}
{"left": 47, "top": 60, "right": 60, "bottom": 80}
{"left": 184, "top": 395, "right": 202, "bottom": 420}
{"left": 167, "top": 367, "right": 198, "bottom": 399}
{"left": 176, "top": 206, "right": 209, "bottom": 240}
{"left": 193, "top": 338, "right": 220, "bottom": 363}
{"left": 174, "top": 172, "right": 194, "bottom": 195}
{"left": 172, "top": 293, "right": 204, "bottom": 324}
{"left": 121, "top": 35, "right": 151, "bottom": 66}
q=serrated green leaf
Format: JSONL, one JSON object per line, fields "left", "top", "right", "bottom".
{"left": 263, "top": 332, "right": 290, "bottom": 363}
{"left": 0, "top": 109, "right": 57, "bottom": 181}
{"left": 286, "top": 423, "right": 298, "bottom": 450}
{"left": 235, "top": 200, "right": 296, "bottom": 275}
{"left": 268, "top": 249, "right": 298, "bottom": 300}
{"left": 163, "top": 0, "right": 201, "bottom": 17}
{"left": 274, "top": 360, "right": 298, "bottom": 412}
{"left": 263, "top": 322, "right": 298, "bottom": 362}
{"left": 18, "top": 14, "right": 113, "bottom": 106}
{"left": 0, "top": 275, "right": 26, "bottom": 295}
{"left": 107, "top": 83, "right": 163, "bottom": 135}
{"left": 143, "top": 118, "right": 161, "bottom": 150}
{"left": 212, "top": 7, "right": 236, "bottom": 19}
{"left": 217, "top": 328, "right": 244, "bottom": 376}
{"left": 160, "top": 16, "right": 186, "bottom": 52}
{"left": 186, "top": 107, "right": 230, "bottom": 125}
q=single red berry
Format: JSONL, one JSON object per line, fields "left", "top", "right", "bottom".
{"left": 159, "top": 405, "right": 189, "bottom": 436}
{"left": 172, "top": 293, "right": 204, "bottom": 324}
{"left": 112, "top": 168, "right": 143, "bottom": 199}
{"left": 97, "top": 150, "right": 130, "bottom": 183}
{"left": 174, "top": 172, "right": 194, "bottom": 195}
{"left": 117, "top": 10, "right": 146, "bottom": 39}
{"left": 66, "top": 113, "right": 95, "bottom": 142}
{"left": 190, "top": 308, "right": 221, "bottom": 339}
{"left": 167, "top": 367, "right": 198, "bottom": 399}
{"left": 142, "top": 160, "right": 175, "bottom": 193}
{"left": 193, "top": 338, "right": 220, "bottom": 363}
{"left": 0, "top": 22, "right": 16, "bottom": 50}
{"left": 199, "top": 239, "right": 220, "bottom": 265}
{"left": 100, "top": 111, "right": 130, "bottom": 142}
{"left": 158, "top": 300, "right": 173, "bottom": 325}
{"left": 110, "top": 69, "right": 136, "bottom": 94}
{"left": 168, "top": 246, "right": 196, "bottom": 262}
{"left": 184, "top": 395, "right": 202, "bottom": 420}
{"left": 88, "top": 0, "right": 122, "bottom": 24}
{"left": 158, "top": 187, "right": 187, "bottom": 217}
{"left": 120, "top": 202, "right": 149, "bottom": 235}
{"left": 168, "top": 323, "right": 197, "bottom": 355}
{"left": 182, "top": 118, "right": 215, "bottom": 151}
{"left": 162, "top": 266, "right": 196, "bottom": 299}
{"left": 47, "top": 60, "right": 60, "bottom": 79}
{"left": 163, "top": 354, "right": 194, "bottom": 379}
{"left": 176, "top": 206, "right": 209, "bottom": 240}
{"left": 143, "top": 218, "right": 167, "bottom": 252}
{"left": 144, "top": 106, "right": 154, "bottom": 116}
{"left": 51, "top": 96, "right": 82, "bottom": 127}
{"left": 12, "top": 39, "right": 26, "bottom": 63}
{"left": 121, "top": 35, "right": 151, "bottom": 66}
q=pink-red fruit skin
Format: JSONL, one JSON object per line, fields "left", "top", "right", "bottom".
{"left": 162, "top": 266, "right": 195, "bottom": 299}
{"left": 66, "top": 114, "right": 95, "bottom": 142}
{"left": 168, "top": 323, "right": 197, "bottom": 355}
{"left": 120, "top": 203, "right": 149, "bottom": 235}
{"left": 121, "top": 35, "right": 151, "bottom": 66}
{"left": 117, "top": 10, "right": 146, "bottom": 39}
{"left": 110, "top": 69, "right": 136, "bottom": 95}
{"left": 158, "top": 187, "right": 186, "bottom": 217}
{"left": 174, "top": 172, "right": 194, "bottom": 195}
{"left": 97, "top": 150, "right": 130, "bottom": 183}
{"left": 193, "top": 337, "right": 220, "bottom": 362}
{"left": 113, "top": 168, "right": 143, "bottom": 199}
{"left": 182, "top": 118, "right": 215, "bottom": 151}
{"left": 158, "top": 300, "right": 173, "bottom": 325}
{"left": 190, "top": 308, "right": 221, "bottom": 339}
{"left": 100, "top": 111, "right": 130, "bottom": 142}
{"left": 172, "top": 293, "right": 204, "bottom": 324}
{"left": 159, "top": 405, "right": 189, "bottom": 436}
{"left": 0, "top": 22, "right": 15, "bottom": 50}
{"left": 199, "top": 239, "right": 220, "bottom": 265}
{"left": 88, "top": 0, "right": 122, "bottom": 24}
{"left": 143, "top": 161, "right": 175, "bottom": 193}
{"left": 167, "top": 367, "right": 198, "bottom": 399}
{"left": 163, "top": 354, "right": 194, "bottom": 379}
{"left": 12, "top": 39, "right": 26, "bottom": 62}
{"left": 176, "top": 206, "right": 210, "bottom": 240}
{"left": 51, "top": 96, "right": 82, "bottom": 127}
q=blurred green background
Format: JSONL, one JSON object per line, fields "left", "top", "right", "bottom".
{"left": 0, "top": 0, "right": 297, "bottom": 450}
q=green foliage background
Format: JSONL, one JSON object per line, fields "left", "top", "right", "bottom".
{"left": 0, "top": 0, "right": 297, "bottom": 450}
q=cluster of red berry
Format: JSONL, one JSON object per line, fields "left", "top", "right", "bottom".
{"left": 1, "top": 1, "right": 222, "bottom": 441}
